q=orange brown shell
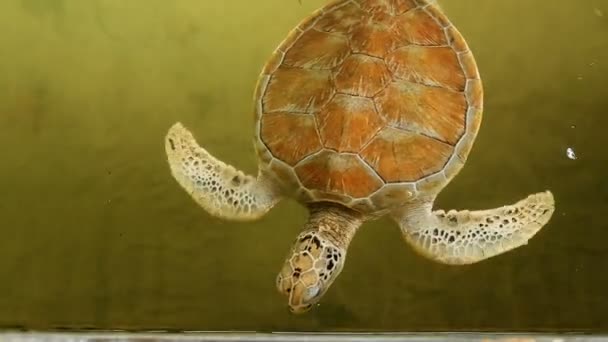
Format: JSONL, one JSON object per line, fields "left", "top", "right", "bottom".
{"left": 254, "top": 0, "right": 483, "bottom": 213}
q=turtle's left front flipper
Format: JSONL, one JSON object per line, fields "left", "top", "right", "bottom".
{"left": 392, "top": 191, "right": 555, "bottom": 265}
{"left": 165, "top": 122, "right": 282, "bottom": 222}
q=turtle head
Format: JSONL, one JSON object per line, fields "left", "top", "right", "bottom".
{"left": 276, "top": 231, "right": 346, "bottom": 313}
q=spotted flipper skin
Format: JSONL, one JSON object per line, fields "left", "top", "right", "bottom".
{"left": 165, "top": 123, "right": 281, "bottom": 221}
{"left": 394, "top": 191, "right": 555, "bottom": 264}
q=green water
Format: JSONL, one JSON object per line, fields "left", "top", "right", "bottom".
{"left": 0, "top": 0, "right": 607, "bottom": 333}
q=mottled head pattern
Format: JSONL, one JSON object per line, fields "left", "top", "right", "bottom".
{"left": 276, "top": 230, "right": 344, "bottom": 313}
{"left": 253, "top": 0, "right": 484, "bottom": 213}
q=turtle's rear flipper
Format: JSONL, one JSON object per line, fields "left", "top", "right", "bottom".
{"left": 165, "top": 122, "right": 282, "bottom": 221}
{"left": 393, "top": 191, "right": 555, "bottom": 264}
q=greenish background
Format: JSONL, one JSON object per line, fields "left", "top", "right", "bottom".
{"left": 0, "top": 0, "right": 607, "bottom": 332}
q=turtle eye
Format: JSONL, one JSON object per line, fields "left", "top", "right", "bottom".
{"left": 304, "top": 286, "right": 320, "bottom": 301}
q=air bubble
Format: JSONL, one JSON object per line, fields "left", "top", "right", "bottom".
{"left": 566, "top": 147, "right": 577, "bottom": 160}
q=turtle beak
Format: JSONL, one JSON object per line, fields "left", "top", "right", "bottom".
{"left": 285, "top": 282, "right": 321, "bottom": 314}
{"left": 289, "top": 303, "right": 313, "bottom": 314}
{"left": 277, "top": 266, "right": 325, "bottom": 314}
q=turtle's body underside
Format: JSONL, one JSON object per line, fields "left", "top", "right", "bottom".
{"left": 165, "top": 0, "right": 555, "bottom": 314}
{"left": 254, "top": 0, "right": 482, "bottom": 213}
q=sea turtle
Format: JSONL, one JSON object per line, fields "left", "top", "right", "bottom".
{"left": 165, "top": 0, "right": 555, "bottom": 313}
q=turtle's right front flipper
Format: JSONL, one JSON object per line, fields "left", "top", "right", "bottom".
{"left": 165, "top": 122, "right": 282, "bottom": 221}
{"left": 393, "top": 191, "right": 555, "bottom": 265}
